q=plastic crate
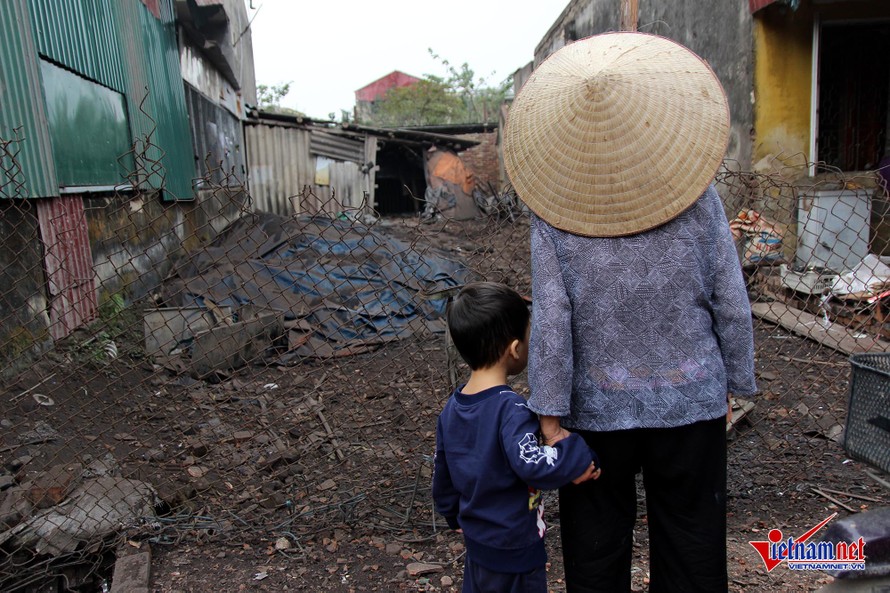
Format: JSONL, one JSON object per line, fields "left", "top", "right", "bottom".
{"left": 845, "top": 353, "right": 890, "bottom": 473}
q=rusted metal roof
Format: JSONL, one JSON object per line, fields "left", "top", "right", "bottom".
{"left": 341, "top": 123, "right": 480, "bottom": 152}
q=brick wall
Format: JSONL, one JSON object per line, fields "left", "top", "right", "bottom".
{"left": 457, "top": 130, "right": 500, "bottom": 193}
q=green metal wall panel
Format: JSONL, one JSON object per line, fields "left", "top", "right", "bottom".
{"left": 1, "top": 0, "right": 194, "bottom": 199}
{"left": 115, "top": 0, "right": 194, "bottom": 200}
{"left": 0, "top": 0, "right": 58, "bottom": 198}
{"left": 40, "top": 60, "right": 133, "bottom": 187}
{"left": 29, "top": 0, "right": 126, "bottom": 92}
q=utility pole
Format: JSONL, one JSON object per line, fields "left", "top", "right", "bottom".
{"left": 620, "top": 0, "right": 639, "bottom": 32}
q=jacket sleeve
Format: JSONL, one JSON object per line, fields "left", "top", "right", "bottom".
{"left": 527, "top": 214, "right": 574, "bottom": 417}
{"left": 500, "top": 400, "right": 595, "bottom": 490}
{"left": 431, "top": 416, "right": 460, "bottom": 530}
{"left": 706, "top": 187, "right": 758, "bottom": 397}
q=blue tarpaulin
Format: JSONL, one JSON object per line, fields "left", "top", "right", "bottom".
{"left": 160, "top": 212, "right": 471, "bottom": 359}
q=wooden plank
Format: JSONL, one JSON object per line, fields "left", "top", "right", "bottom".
{"left": 621, "top": 0, "right": 639, "bottom": 31}
{"left": 751, "top": 302, "right": 890, "bottom": 355}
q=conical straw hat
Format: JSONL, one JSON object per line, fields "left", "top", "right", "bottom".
{"left": 504, "top": 32, "right": 730, "bottom": 237}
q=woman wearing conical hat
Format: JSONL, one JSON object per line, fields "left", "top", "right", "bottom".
{"left": 505, "top": 33, "right": 757, "bottom": 593}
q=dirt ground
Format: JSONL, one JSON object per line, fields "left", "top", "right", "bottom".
{"left": 146, "top": 326, "right": 885, "bottom": 593}
{"left": 2, "top": 215, "right": 889, "bottom": 592}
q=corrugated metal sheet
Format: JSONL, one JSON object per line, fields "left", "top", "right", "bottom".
{"left": 328, "top": 161, "right": 363, "bottom": 211}
{"left": 29, "top": 0, "right": 127, "bottom": 92}
{"left": 114, "top": 0, "right": 195, "bottom": 200}
{"left": 0, "top": 0, "right": 58, "bottom": 198}
{"left": 245, "top": 122, "right": 374, "bottom": 216}
{"left": 180, "top": 43, "right": 243, "bottom": 118}
{"left": 246, "top": 123, "right": 312, "bottom": 216}
{"left": 185, "top": 84, "right": 246, "bottom": 184}
{"left": 2, "top": 0, "right": 193, "bottom": 199}
{"left": 310, "top": 131, "right": 364, "bottom": 163}
{"left": 36, "top": 195, "right": 97, "bottom": 340}
{"left": 41, "top": 60, "right": 134, "bottom": 187}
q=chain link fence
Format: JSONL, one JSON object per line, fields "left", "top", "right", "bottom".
{"left": 1, "top": 127, "right": 890, "bottom": 591}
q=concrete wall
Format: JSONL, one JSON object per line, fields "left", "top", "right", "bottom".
{"left": 752, "top": 3, "right": 815, "bottom": 168}
{"left": 0, "top": 201, "right": 50, "bottom": 367}
{"left": 530, "top": 0, "right": 754, "bottom": 169}
{"left": 86, "top": 187, "right": 251, "bottom": 304}
{"left": 85, "top": 192, "right": 184, "bottom": 306}
{"left": 0, "top": 187, "right": 246, "bottom": 368}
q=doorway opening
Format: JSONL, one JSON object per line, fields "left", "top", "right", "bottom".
{"left": 817, "top": 22, "right": 890, "bottom": 171}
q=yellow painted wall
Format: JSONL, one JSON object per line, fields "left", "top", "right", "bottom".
{"left": 752, "top": 1, "right": 890, "bottom": 167}
{"left": 752, "top": 9, "right": 814, "bottom": 166}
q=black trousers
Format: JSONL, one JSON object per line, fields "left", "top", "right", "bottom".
{"left": 558, "top": 418, "right": 727, "bottom": 593}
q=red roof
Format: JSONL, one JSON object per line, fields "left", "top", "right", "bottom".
{"left": 749, "top": 0, "right": 779, "bottom": 12}
{"left": 355, "top": 71, "right": 421, "bottom": 102}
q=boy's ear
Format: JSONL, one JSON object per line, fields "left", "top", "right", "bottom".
{"left": 508, "top": 338, "right": 522, "bottom": 360}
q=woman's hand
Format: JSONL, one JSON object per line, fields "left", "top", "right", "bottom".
{"left": 540, "top": 415, "right": 570, "bottom": 445}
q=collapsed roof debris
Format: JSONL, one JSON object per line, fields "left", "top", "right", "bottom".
{"left": 156, "top": 212, "right": 471, "bottom": 369}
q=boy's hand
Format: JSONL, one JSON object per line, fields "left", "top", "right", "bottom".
{"left": 571, "top": 461, "right": 601, "bottom": 484}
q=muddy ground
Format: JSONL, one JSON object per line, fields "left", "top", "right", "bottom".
{"left": 1, "top": 215, "right": 888, "bottom": 592}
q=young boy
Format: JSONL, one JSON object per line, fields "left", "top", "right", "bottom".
{"left": 432, "top": 282, "right": 600, "bottom": 592}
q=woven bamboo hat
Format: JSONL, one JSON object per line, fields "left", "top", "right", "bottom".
{"left": 503, "top": 32, "right": 730, "bottom": 237}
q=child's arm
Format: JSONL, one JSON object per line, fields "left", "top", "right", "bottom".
{"left": 431, "top": 417, "right": 460, "bottom": 530}
{"left": 501, "top": 402, "right": 599, "bottom": 490}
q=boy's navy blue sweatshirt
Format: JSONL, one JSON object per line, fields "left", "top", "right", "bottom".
{"left": 432, "top": 385, "right": 596, "bottom": 573}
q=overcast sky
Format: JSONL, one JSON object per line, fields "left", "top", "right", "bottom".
{"left": 245, "top": 1, "right": 569, "bottom": 119}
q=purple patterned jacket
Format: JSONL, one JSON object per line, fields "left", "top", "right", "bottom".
{"left": 528, "top": 185, "right": 757, "bottom": 431}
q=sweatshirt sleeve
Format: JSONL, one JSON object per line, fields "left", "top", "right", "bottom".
{"left": 527, "top": 214, "right": 574, "bottom": 417}
{"left": 431, "top": 415, "right": 460, "bottom": 530}
{"left": 705, "top": 187, "right": 758, "bottom": 397}
{"left": 500, "top": 400, "right": 595, "bottom": 490}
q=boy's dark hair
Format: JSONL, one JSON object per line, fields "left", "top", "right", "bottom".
{"left": 447, "top": 282, "right": 530, "bottom": 370}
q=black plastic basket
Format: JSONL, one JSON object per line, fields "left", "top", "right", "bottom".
{"left": 846, "top": 353, "right": 890, "bottom": 473}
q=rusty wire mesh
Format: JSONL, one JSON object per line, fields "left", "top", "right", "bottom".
{"left": 2, "top": 125, "right": 890, "bottom": 592}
